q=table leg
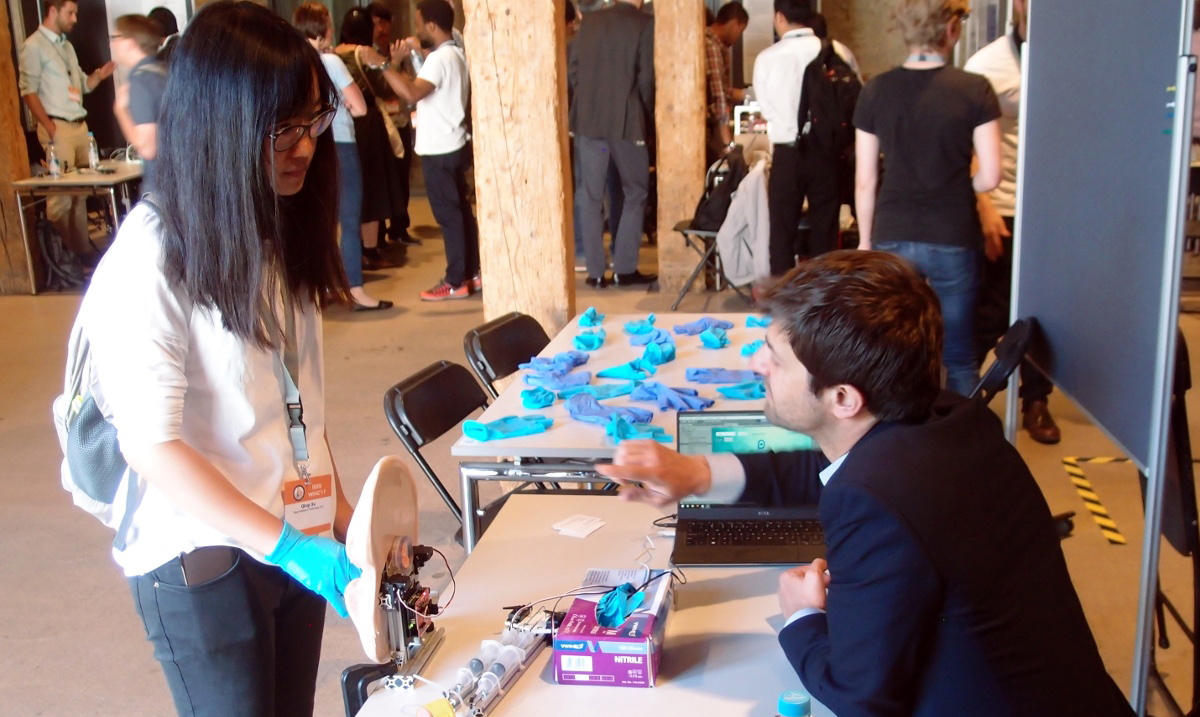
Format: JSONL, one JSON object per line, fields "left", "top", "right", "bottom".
{"left": 460, "top": 466, "right": 479, "bottom": 553}
{"left": 16, "top": 192, "right": 37, "bottom": 295}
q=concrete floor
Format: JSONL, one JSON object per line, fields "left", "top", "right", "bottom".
{"left": 2, "top": 198, "right": 1199, "bottom": 715}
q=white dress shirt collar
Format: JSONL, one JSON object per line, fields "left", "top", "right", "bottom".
{"left": 819, "top": 452, "right": 848, "bottom": 485}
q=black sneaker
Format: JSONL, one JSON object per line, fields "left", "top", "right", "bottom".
{"left": 614, "top": 270, "right": 657, "bottom": 286}
{"left": 585, "top": 276, "right": 610, "bottom": 288}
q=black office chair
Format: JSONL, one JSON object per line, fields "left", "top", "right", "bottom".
{"left": 384, "top": 360, "right": 490, "bottom": 523}
{"left": 969, "top": 317, "right": 1074, "bottom": 538}
{"left": 463, "top": 312, "right": 550, "bottom": 399}
{"left": 969, "top": 317, "right": 1035, "bottom": 406}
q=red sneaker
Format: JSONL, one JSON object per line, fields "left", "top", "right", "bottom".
{"left": 419, "top": 280, "right": 470, "bottom": 301}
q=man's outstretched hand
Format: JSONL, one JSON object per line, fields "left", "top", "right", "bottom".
{"left": 595, "top": 440, "right": 711, "bottom": 507}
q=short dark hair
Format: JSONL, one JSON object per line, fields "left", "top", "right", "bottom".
{"left": 773, "top": 0, "right": 813, "bottom": 26}
{"left": 367, "top": 2, "right": 392, "bottom": 22}
{"left": 566, "top": 1, "right": 577, "bottom": 24}
{"left": 155, "top": 0, "right": 349, "bottom": 346}
{"left": 417, "top": 0, "right": 454, "bottom": 33}
{"left": 293, "top": 1, "right": 331, "bottom": 41}
{"left": 339, "top": 6, "right": 375, "bottom": 46}
{"left": 44, "top": 0, "right": 75, "bottom": 17}
{"left": 116, "top": 14, "right": 163, "bottom": 56}
{"left": 148, "top": 6, "right": 178, "bottom": 35}
{"left": 715, "top": 2, "right": 750, "bottom": 26}
{"left": 809, "top": 12, "right": 828, "bottom": 38}
{"left": 760, "top": 251, "right": 944, "bottom": 422}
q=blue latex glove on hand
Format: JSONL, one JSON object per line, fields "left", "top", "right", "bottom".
{"left": 642, "top": 341, "right": 676, "bottom": 365}
{"left": 741, "top": 339, "right": 764, "bottom": 356}
{"left": 746, "top": 315, "right": 771, "bottom": 328}
{"left": 629, "top": 328, "right": 674, "bottom": 347}
{"left": 557, "top": 381, "right": 639, "bottom": 400}
{"left": 631, "top": 381, "right": 715, "bottom": 411}
{"left": 521, "top": 387, "right": 556, "bottom": 409}
{"left": 717, "top": 381, "right": 766, "bottom": 400}
{"left": 673, "top": 317, "right": 735, "bottom": 335}
{"left": 580, "top": 307, "right": 605, "bottom": 327}
{"left": 574, "top": 329, "right": 606, "bottom": 351}
{"left": 519, "top": 350, "right": 589, "bottom": 373}
{"left": 607, "top": 415, "right": 672, "bottom": 443}
{"left": 264, "top": 523, "right": 361, "bottom": 618}
{"left": 597, "top": 359, "right": 657, "bottom": 380}
{"left": 686, "top": 368, "right": 765, "bottom": 384}
{"left": 699, "top": 327, "right": 730, "bottom": 349}
{"left": 524, "top": 370, "right": 592, "bottom": 391}
{"left": 463, "top": 414, "right": 554, "bottom": 441}
{"left": 624, "top": 314, "right": 657, "bottom": 335}
{"left": 566, "top": 393, "right": 654, "bottom": 426}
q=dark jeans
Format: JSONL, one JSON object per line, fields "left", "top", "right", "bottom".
{"left": 336, "top": 142, "right": 364, "bottom": 287}
{"left": 421, "top": 145, "right": 480, "bottom": 286}
{"left": 767, "top": 142, "right": 841, "bottom": 276}
{"left": 129, "top": 548, "right": 326, "bottom": 717}
{"left": 974, "top": 215, "right": 1053, "bottom": 405}
{"left": 576, "top": 135, "right": 649, "bottom": 277}
{"left": 876, "top": 240, "right": 981, "bottom": 397}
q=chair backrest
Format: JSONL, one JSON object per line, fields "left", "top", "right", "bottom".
{"left": 463, "top": 312, "right": 551, "bottom": 398}
{"left": 383, "top": 360, "right": 490, "bottom": 520}
{"left": 970, "top": 318, "right": 1036, "bottom": 406}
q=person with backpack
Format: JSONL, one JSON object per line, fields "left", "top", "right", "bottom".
{"left": 753, "top": 0, "right": 844, "bottom": 278}
{"left": 57, "top": 4, "right": 360, "bottom": 714}
{"left": 853, "top": 0, "right": 1002, "bottom": 397}
{"left": 110, "top": 15, "right": 166, "bottom": 192}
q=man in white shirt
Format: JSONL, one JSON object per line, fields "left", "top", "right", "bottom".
{"left": 753, "top": 0, "right": 841, "bottom": 278}
{"left": 386, "top": 0, "right": 478, "bottom": 301}
{"left": 964, "top": 0, "right": 1059, "bottom": 445}
{"left": 20, "top": 0, "right": 115, "bottom": 257}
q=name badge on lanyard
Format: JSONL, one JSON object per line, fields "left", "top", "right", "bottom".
{"left": 282, "top": 461, "right": 335, "bottom": 536}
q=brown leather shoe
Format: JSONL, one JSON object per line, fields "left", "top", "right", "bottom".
{"left": 1022, "top": 399, "right": 1061, "bottom": 445}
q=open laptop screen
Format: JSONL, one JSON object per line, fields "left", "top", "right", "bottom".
{"left": 676, "top": 410, "right": 816, "bottom": 456}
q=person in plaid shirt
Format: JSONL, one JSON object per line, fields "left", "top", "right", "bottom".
{"left": 705, "top": 2, "right": 750, "bottom": 165}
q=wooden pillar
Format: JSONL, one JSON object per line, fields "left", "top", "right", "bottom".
{"left": 462, "top": 0, "right": 575, "bottom": 334}
{"left": 824, "top": 0, "right": 907, "bottom": 80}
{"left": 0, "top": 0, "right": 32, "bottom": 295}
{"left": 654, "top": 0, "right": 706, "bottom": 295}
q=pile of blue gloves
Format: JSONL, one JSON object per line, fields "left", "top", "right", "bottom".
{"left": 642, "top": 340, "right": 676, "bottom": 365}
{"left": 631, "top": 381, "right": 715, "bottom": 411}
{"left": 521, "top": 386, "right": 556, "bottom": 409}
{"left": 463, "top": 414, "right": 554, "bottom": 442}
{"left": 624, "top": 314, "right": 657, "bottom": 335}
{"left": 674, "top": 316, "right": 735, "bottom": 335}
{"left": 574, "top": 328, "right": 606, "bottom": 351}
{"left": 741, "top": 339, "right": 764, "bottom": 356}
{"left": 579, "top": 307, "right": 605, "bottom": 327}
{"left": 686, "top": 368, "right": 763, "bottom": 384}
{"left": 565, "top": 393, "right": 653, "bottom": 426}
{"left": 717, "top": 381, "right": 766, "bottom": 400}
{"left": 699, "top": 327, "right": 730, "bottom": 349}
{"left": 557, "top": 381, "right": 639, "bottom": 400}
{"left": 747, "top": 315, "right": 771, "bottom": 327}
{"left": 607, "top": 415, "right": 672, "bottom": 443}
{"left": 598, "top": 359, "right": 658, "bottom": 380}
{"left": 519, "top": 350, "right": 589, "bottom": 373}
{"left": 524, "top": 370, "right": 591, "bottom": 391}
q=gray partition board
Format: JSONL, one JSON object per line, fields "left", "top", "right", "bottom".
{"left": 1015, "top": 0, "right": 1187, "bottom": 474}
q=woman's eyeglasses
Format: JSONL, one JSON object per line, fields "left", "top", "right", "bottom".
{"left": 269, "top": 106, "right": 335, "bottom": 152}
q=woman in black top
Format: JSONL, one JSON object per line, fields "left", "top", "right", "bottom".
{"left": 853, "top": 0, "right": 1002, "bottom": 396}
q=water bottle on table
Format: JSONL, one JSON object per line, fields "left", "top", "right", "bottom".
{"left": 47, "top": 142, "right": 62, "bottom": 178}
{"left": 87, "top": 132, "right": 101, "bottom": 169}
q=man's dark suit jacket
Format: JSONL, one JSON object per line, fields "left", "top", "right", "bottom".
{"left": 736, "top": 395, "right": 1134, "bottom": 717}
{"left": 568, "top": 3, "right": 654, "bottom": 143}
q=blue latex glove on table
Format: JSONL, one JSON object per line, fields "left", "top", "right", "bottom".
{"left": 747, "top": 315, "right": 771, "bottom": 327}
{"left": 574, "top": 329, "right": 606, "bottom": 351}
{"left": 595, "top": 582, "right": 646, "bottom": 627}
{"left": 579, "top": 307, "right": 605, "bottom": 327}
{"left": 624, "top": 314, "right": 657, "bottom": 335}
{"left": 686, "top": 368, "right": 764, "bottom": 384}
{"left": 699, "top": 327, "right": 730, "bottom": 349}
{"left": 264, "top": 523, "right": 361, "bottom": 618}
{"left": 557, "top": 381, "right": 639, "bottom": 400}
{"left": 519, "top": 350, "right": 589, "bottom": 373}
{"left": 642, "top": 341, "right": 676, "bottom": 365}
{"left": 629, "top": 328, "right": 674, "bottom": 347}
{"left": 524, "top": 370, "right": 592, "bottom": 391}
{"left": 462, "top": 414, "right": 553, "bottom": 441}
{"left": 597, "top": 359, "right": 657, "bottom": 380}
{"left": 521, "top": 387, "right": 556, "bottom": 409}
{"left": 607, "top": 415, "right": 672, "bottom": 444}
{"left": 673, "top": 317, "right": 735, "bottom": 335}
{"left": 717, "top": 381, "right": 766, "bottom": 400}
{"left": 741, "top": 339, "right": 764, "bottom": 356}
{"left": 565, "top": 393, "right": 654, "bottom": 426}
{"left": 631, "top": 381, "right": 715, "bottom": 411}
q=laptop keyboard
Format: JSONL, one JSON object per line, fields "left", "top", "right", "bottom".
{"left": 682, "top": 519, "right": 824, "bottom": 547}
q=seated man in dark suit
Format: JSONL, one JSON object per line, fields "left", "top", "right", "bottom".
{"left": 598, "top": 251, "right": 1134, "bottom": 717}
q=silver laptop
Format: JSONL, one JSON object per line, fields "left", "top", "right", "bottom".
{"left": 671, "top": 411, "right": 826, "bottom": 567}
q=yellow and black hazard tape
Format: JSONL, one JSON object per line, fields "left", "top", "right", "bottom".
{"left": 1062, "top": 456, "right": 1131, "bottom": 545}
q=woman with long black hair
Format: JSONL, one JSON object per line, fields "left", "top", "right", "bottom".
{"left": 68, "top": 3, "right": 360, "bottom": 714}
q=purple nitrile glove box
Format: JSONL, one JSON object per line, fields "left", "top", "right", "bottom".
{"left": 552, "top": 591, "right": 671, "bottom": 688}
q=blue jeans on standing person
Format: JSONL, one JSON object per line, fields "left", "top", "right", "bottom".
{"left": 336, "top": 142, "right": 365, "bottom": 288}
{"left": 875, "top": 240, "right": 981, "bottom": 396}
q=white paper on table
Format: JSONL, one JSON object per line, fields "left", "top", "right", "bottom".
{"left": 552, "top": 514, "right": 605, "bottom": 538}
